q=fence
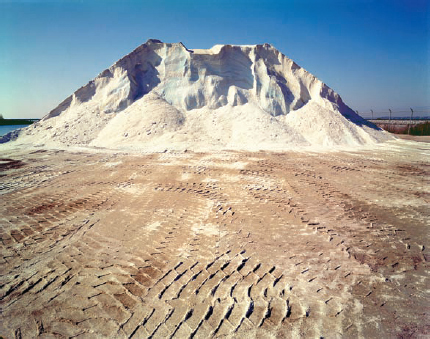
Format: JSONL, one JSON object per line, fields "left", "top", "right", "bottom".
{"left": 353, "top": 108, "right": 430, "bottom": 135}
{"left": 355, "top": 108, "right": 430, "bottom": 121}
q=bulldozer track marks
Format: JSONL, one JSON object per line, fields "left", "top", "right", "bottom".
{"left": 1, "top": 147, "right": 429, "bottom": 338}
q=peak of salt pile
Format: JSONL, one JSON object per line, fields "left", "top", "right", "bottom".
{"left": 4, "top": 39, "right": 391, "bottom": 150}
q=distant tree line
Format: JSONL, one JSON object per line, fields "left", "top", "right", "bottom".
{"left": 0, "top": 117, "right": 40, "bottom": 126}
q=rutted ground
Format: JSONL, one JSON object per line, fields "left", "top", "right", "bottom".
{"left": 0, "top": 140, "right": 429, "bottom": 338}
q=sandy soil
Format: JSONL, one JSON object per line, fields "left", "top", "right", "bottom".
{"left": 1, "top": 139, "right": 429, "bottom": 338}
{"left": 394, "top": 134, "right": 430, "bottom": 143}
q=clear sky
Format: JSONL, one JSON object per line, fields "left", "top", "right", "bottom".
{"left": 1, "top": 0, "right": 429, "bottom": 119}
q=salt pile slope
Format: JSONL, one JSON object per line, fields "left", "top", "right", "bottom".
{"left": 6, "top": 39, "right": 391, "bottom": 151}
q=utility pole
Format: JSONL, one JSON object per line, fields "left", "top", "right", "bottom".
{"left": 409, "top": 108, "right": 414, "bottom": 135}
{"left": 371, "top": 109, "right": 373, "bottom": 120}
{"left": 389, "top": 109, "right": 392, "bottom": 121}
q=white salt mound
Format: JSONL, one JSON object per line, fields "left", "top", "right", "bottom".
{"left": 3, "top": 39, "right": 392, "bottom": 151}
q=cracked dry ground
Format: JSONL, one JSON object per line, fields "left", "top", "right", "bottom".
{"left": 1, "top": 142, "right": 429, "bottom": 338}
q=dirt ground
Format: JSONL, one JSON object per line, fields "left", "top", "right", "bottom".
{"left": 394, "top": 134, "right": 430, "bottom": 143}
{"left": 1, "top": 139, "right": 429, "bottom": 338}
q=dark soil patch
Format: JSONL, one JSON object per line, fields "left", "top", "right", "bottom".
{"left": 0, "top": 158, "right": 25, "bottom": 170}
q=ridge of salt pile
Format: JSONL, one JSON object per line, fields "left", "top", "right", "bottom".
{"left": 2, "top": 39, "right": 392, "bottom": 151}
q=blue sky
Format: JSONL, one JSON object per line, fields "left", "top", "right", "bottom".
{"left": 1, "top": 0, "right": 428, "bottom": 119}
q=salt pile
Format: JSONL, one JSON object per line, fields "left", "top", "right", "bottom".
{"left": 2, "top": 39, "right": 392, "bottom": 151}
